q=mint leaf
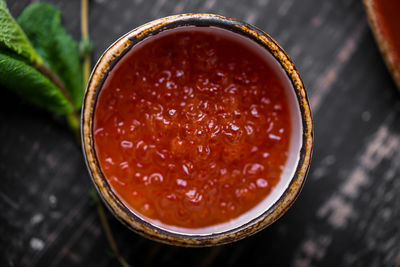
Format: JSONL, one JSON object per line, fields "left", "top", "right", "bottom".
{"left": 18, "top": 3, "right": 83, "bottom": 109}
{"left": 0, "top": 53, "right": 74, "bottom": 114}
{"left": 0, "top": 0, "right": 42, "bottom": 65}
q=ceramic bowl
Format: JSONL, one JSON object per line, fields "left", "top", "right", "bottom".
{"left": 81, "top": 13, "right": 313, "bottom": 246}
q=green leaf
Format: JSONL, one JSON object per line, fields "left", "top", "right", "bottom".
{"left": 0, "top": 53, "right": 74, "bottom": 114}
{"left": 0, "top": 0, "right": 42, "bottom": 65}
{"left": 18, "top": 3, "right": 83, "bottom": 109}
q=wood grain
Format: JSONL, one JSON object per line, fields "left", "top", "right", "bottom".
{"left": 1, "top": 0, "right": 400, "bottom": 266}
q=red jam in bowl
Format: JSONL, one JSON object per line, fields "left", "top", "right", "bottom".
{"left": 93, "top": 26, "right": 292, "bottom": 228}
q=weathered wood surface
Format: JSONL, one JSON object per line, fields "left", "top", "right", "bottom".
{"left": 1, "top": 0, "right": 400, "bottom": 266}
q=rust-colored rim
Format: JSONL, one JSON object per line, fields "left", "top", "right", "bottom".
{"left": 363, "top": 0, "right": 400, "bottom": 90}
{"left": 81, "top": 13, "right": 313, "bottom": 247}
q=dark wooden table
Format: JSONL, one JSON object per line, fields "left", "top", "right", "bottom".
{"left": 2, "top": 0, "right": 400, "bottom": 266}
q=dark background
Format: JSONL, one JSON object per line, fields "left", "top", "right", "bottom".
{"left": 2, "top": 0, "right": 400, "bottom": 266}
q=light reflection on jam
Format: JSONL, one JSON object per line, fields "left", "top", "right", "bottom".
{"left": 94, "top": 27, "right": 292, "bottom": 228}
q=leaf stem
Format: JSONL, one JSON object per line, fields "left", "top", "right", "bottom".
{"left": 35, "top": 63, "right": 80, "bottom": 140}
{"left": 36, "top": 63, "right": 74, "bottom": 105}
{"left": 81, "top": 1, "right": 130, "bottom": 266}
{"left": 81, "top": 0, "right": 90, "bottom": 88}
{"left": 96, "top": 202, "right": 131, "bottom": 267}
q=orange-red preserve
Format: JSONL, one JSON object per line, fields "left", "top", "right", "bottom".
{"left": 94, "top": 27, "right": 292, "bottom": 228}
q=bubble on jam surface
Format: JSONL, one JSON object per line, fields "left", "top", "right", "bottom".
{"left": 149, "top": 173, "right": 164, "bottom": 184}
{"left": 256, "top": 178, "right": 269, "bottom": 188}
{"left": 111, "top": 176, "right": 126, "bottom": 186}
{"left": 269, "top": 134, "right": 281, "bottom": 140}
{"left": 176, "top": 178, "right": 187, "bottom": 187}
{"left": 121, "top": 140, "right": 133, "bottom": 148}
{"left": 185, "top": 189, "right": 203, "bottom": 203}
{"left": 120, "top": 161, "right": 129, "bottom": 169}
{"left": 243, "top": 163, "right": 264, "bottom": 175}
{"left": 93, "top": 28, "right": 291, "bottom": 228}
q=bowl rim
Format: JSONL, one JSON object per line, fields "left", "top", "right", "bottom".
{"left": 81, "top": 13, "right": 313, "bottom": 247}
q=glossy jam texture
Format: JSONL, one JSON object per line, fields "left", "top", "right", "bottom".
{"left": 94, "top": 27, "right": 292, "bottom": 228}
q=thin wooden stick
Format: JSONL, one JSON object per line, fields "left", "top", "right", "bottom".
{"left": 81, "top": 0, "right": 90, "bottom": 88}
{"left": 81, "top": 1, "right": 131, "bottom": 266}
